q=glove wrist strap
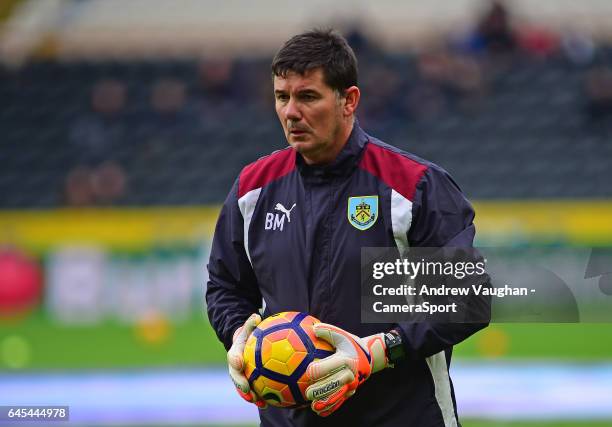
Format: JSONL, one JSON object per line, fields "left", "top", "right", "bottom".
{"left": 364, "top": 333, "right": 388, "bottom": 373}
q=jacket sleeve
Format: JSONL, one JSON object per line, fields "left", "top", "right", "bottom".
{"left": 394, "top": 165, "right": 490, "bottom": 360}
{"left": 206, "top": 179, "right": 262, "bottom": 351}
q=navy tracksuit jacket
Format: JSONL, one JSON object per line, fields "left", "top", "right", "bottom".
{"left": 206, "top": 124, "right": 488, "bottom": 426}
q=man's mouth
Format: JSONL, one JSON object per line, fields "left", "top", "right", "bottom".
{"left": 289, "top": 129, "right": 308, "bottom": 136}
{"left": 288, "top": 123, "right": 309, "bottom": 135}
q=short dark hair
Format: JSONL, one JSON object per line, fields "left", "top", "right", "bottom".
{"left": 271, "top": 29, "right": 358, "bottom": 94}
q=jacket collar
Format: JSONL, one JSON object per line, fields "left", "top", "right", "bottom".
{"left": 296, "top": 122, "right": 368, "bottom": 181}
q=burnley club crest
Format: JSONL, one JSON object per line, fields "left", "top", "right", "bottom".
{"left": 348, "top": 196, "right": 378, "bottom": 231}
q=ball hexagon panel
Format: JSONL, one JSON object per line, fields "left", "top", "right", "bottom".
{"left": 252, "top": 375, "right": 296, "bottom": 407}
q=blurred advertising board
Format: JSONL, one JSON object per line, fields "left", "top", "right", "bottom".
{"left": 0, "top": 207, "right": 218, "bottom": 324}
{"left": 2, "top": 201, "right": 612, "bottom": 323}
{"left": 1, "top": 201, "right": 612, "bottom": 369}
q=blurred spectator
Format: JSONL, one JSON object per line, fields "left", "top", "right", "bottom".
{"left": 64, "top": 166, "right": 96, "bottom": 206}
{"left": 561, "top": 31, "right": 595, "bottom": 66}
{"left": 450, "top": 55, "right": 486, "bottom": 110}
{"left": 91, "top": 79, "right": 126, "bottom": 115}
{"left": 345, "top": 28, "right": 370, "bottom": 55}
{"left": 344, "top": 26, "right": 382, "bottom": 60}
{"left": 198, "top": 58, "right": 234, "bottom": 100}
{"left": 518, "top": 25, "right": 559, "bottom": 59}
{"left": 358, "top": 64, "right": 403, "bottom": 122}
{"left": 90, "top": 161, "right": 127, "bottom": 204}
{"left": 418, "top": 49, "right": 455, "bottom": 85}
{"left": 69, "top": 79, "right": 127, "bottom": 163}
{"left": 453, "top": 1, "right": 519, "bottom": 83}
{"left": 473, "top": 1, "right": 518, "bottom": 56}
{"left": 149, "top": 77, "right": 191, "bottom": 134}
{"left": 408, "top": 49, "right": 452, "bottom": 120}
{"left": 151, "top": 79, "right": 186, "bottom": 113}
{"left": 407, "top": 48, "right": 486, "bottom": 120}
{"left": 195, "top": 58, "right": 241, "bottom": 127}
{"left": 584, "top": 65, "right": 612, "bottom": 122}
{"left": 64, "top": 162, "right": 127, "bottom": 206}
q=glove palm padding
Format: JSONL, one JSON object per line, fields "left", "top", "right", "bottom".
{"left": 305, "top": 323, "right": 388, "bottom": 417}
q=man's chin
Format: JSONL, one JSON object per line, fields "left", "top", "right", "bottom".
{"left": 287, "top": 136, "right": 313, "bottom": 151}
{"left": 287, "top": 140, "right": 330, "bottom": 164}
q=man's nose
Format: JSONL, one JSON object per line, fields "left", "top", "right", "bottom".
{"left": 285, "top": 99, "right": 301, "bottom": 121}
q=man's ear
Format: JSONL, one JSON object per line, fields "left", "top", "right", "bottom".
{"left": 342, "top": 86, "right": 360, "bottom": 117}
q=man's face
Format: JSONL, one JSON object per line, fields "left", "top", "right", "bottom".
{"left": 273, "top": 68, "right": 346, "bottom": 164}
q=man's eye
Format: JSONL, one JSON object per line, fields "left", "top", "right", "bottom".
{"left": 276, "top": 94, "right": 289, "bottom": 102}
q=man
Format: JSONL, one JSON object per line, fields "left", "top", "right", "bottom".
{"left": 206, "top": 29, "right": 489, "bottom": 426}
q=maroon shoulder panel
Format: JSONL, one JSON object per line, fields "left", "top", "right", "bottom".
{"left": 359, "top": 143, "right": 428, "bottom": 201}
{"left": 238, "top": 148, "right": 296, "bottom": 198}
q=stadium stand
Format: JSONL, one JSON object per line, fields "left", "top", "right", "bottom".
{"left": 2, "top": 44, "right": 611, "bottom": 207}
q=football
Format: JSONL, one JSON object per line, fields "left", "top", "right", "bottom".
{"left": 243, "top": 311, "right": 335, "bottom": 408}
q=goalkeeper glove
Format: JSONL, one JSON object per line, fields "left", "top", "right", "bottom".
{"left": 227, "top": 313, "right": 267, "bottom": 409}
{"left": 305, "top": 323, "right": 389, "bottom": 417}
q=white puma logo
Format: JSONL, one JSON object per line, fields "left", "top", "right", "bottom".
{"left": 265, "top": 202, "right": 297, "bottom": 232}
{"left": 275, "top": 203, "right": 296, "bottom": 222}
